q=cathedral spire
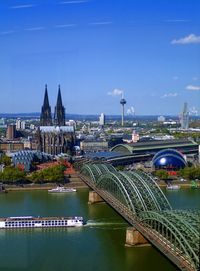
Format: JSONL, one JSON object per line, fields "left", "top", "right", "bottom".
{"left": 56, "top": 85, "right": 63, "bottom": 108}
{"left": 43, "top": 84, "right": 50, "bottom": 108}
{"left": 54, "top": 85, "right": 65, "bottom": 126}
{"left": 40, "top": 84, "right": 52, "bottom": 126}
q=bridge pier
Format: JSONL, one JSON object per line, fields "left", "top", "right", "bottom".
{"left": 88, "top": 191, "right": 104, "bottom": 204}
{"left": 125, "top": 227, "right": 150, "bottom": 247}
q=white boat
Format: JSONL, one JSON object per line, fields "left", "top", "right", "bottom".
{"left": 48, "top": 187, "right": 76, "bottom": 193}
{"left": 0, "top": 216, "right": 83, "bottom": 229}
{"left": 166, "top": 185, "right": 180, "bottom": 190}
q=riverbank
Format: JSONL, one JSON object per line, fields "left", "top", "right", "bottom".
{"left": 4, "top": 176, "right": 88, "bottom": 191}
{"left": 158, "top": 180, "right": 199, "bottom": 188}
{"left": 4, "top": 181, "right": 197, "bottom": 191}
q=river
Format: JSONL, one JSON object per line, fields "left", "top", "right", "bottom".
{"left": 0, "top": 188, "right": 199, "bottom": 271}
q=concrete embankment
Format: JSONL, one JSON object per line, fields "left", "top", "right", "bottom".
{"left": 5, "top": 175, "right": 88, "bottom": 191}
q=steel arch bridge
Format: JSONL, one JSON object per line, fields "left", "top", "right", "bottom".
{"left": 80, "top": 163, "right": 200, "bottom": 271}
{"left": 139, "top": 210, "right": 200, "bottom": 270}
{"left": 81, "top": 163, "right": 171, "bottom": 213}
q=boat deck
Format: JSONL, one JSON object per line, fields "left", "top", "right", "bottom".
{"left": 0, "top": 216, "right": 83, "bottom": 222}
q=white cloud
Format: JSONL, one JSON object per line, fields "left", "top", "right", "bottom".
{"left": 164, "top": 19, "right": 189, "bottom": 23}
{"left": 161, "top": 92, "right": 178, "bottom": 98}
{"left": 25, "top": 27, "right": 45, "bottom": 31}
{"left": 107, "top": 88, "right": 123, "bottom": 97}
{"left": 10, "top": 4, "right": 36, "bottom": 9}
{"left": 54, "top": 24, "right": 77, "bottom": 28}
{"left": 0, "top": 30, "right": 15, "bottom": 35}
{"left": 186, "top": 85, "right": 200, "bottom": 91}
{"left": 171, "top": 34, "right": 200, "bottom": 44}
{"left": 189, "top": 106, "right": 198, "bottom": 116}
{"left": 127, "top": 106, "right": 135, "bottom": 115}
{"left": 89, "top": 21, "right": 113, "bottom": 26}
{"left": 59, "top": 0, "right": 88, "bottom": 4}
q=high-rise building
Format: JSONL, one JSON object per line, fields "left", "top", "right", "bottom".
{"left": 54, "top": 85, "right": 65, "bottom": 126}
{"left": 0, "top": 118, "right": 5, "bottom": 126}
{"left": 99, "top": 113, "right": 105, "bottom": 126}
{"left": 40, "top": 85, "right": 52, "bottom": 126}
{"left": 6, "top": 124, "right": 16, "bottom": 140}
{"left": 16, "top": 119, "right": 26, "bottom": 130}
{"left": 180, "top": 102, "right": 189, "bottom": 130}
{"left": 16, "top": 119, "right": 21, "bottom": 130}
{"left": 21, "top": 121, "right": 26, "bottom": 130}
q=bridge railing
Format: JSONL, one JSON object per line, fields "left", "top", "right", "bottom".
{"left": 79, "top": 172, "right": 198, "bottom": 271}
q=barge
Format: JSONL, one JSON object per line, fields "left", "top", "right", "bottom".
{"left": 0, "top": 216, "right": 83, "bottom": 229}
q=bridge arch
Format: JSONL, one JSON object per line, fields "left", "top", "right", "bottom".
{"left": 126, "top": 171, "right": 171, "bottom": 211}
{"left": 139, "top": 210, "right": 200, "bottom": 270}
{"left": 80, "top": 163, "right": 117, "bottom": 184}
{"left": 96, "top": 171, "right": 171, "bottom": 214}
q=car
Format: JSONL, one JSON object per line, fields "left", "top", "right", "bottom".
{"left": 180, "top": 178, "right": 186, "bottom": 182}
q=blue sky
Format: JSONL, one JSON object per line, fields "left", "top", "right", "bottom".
{"left": 0, "top": 0, "right": 200, "bottom": 115}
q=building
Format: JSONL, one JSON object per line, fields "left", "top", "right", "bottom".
{"left": 180, "top": 102, "right": 189, "bottom": 130}
{"left": 37, "top": 126, "right": 75, "bottom": 155}
{"left": 40, "top": 85, "right": 65, "bottom": 126}
{"left": 6, "top": 124, "right": 16, "bottom": 140}
{"left": 0, "top": 118, "right": 5, "bottom": 126}
{"left": 16, "top": 119, "right": 26, "bottom": 130}
{"left": 54, "top": 85, "right": 65, "bottom": 126}
{"left": 80, "top": 139, "right": 109, "bottom": 152}
{"left": 99, "top": 113, "right": 105, "bottom": 126}
{"left": 152, "top": 149, "right": 187, "bottom": 170}
{"left": 12, "top": 150, "right": 52, "bottom": 172}
{"left": 40, "top": 85, "right": 52, "bottom": 126}
{"left": 0, "top": 141, "right": 24, "bottom": 152}
{"left": 37, "top": 85, "right": 74, "bottom": 155}
{"left": 111, "top": 139, "right": 198, "bottom": 157}
{"left": 132, "top": 130, "right": 140, "bottom": 142}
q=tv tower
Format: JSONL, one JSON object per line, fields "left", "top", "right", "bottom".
{"left": 120, "top": 92, "right": 126, "bottom": 126}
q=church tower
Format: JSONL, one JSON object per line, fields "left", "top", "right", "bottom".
{"left": 40, "top": 85, "right": 52, "bottom": 126}
{"left": 54, "top": 85, "right": 65, "bottom": 126}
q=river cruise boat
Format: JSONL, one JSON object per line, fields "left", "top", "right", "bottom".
{"left": 48, "top": 187, "right": 76, "bottom": 193}
{"left": 0, "top": 216, "right": 83, "bottom": 229}
{"left": 166, "top": 184, "right": 180, "bottom": 190}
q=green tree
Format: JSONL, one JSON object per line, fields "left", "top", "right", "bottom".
{"left": 178, "top": 166, "right": 200, "bottom": 180}
{"left": 29, "top": 165, "right": 65, "bottom": 183}
{"left": 0, "top": 155, "right": 11, "bottom": 166}
{"left": 154, "top": 170, "right": 169, "bottom": 180}
{"left": 0, "top": 166, "right": 26, "bottom": 183}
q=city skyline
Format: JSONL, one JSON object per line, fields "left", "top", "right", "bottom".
{"left": 0, "top": 0, "right": 200, "bottom": 115}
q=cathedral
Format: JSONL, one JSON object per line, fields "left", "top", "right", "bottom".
{"left": 37, "top": 85, "right": 75, "bottom": 155}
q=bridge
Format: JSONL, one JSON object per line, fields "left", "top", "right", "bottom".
{"left": 79, "top": 163, "right": 200, "bottom": 271}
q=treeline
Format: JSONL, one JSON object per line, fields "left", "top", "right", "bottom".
{"left": 153, "top": 166, "right": 200, "bottom": 181}
{"left": 0, "top": 166, "right": 26, "bottom": 183}
{"left": 29, "top": 165, "right": 66, "bottom": 183}
{"left": 178, "top": 167, "right": 200, "bottom": 180}
{"left": 0, "top": 165, "right": 66, "bottom": 184}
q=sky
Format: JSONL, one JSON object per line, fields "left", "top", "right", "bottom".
{"left": 0, "top": 0, "right": 200, "bottom": 115}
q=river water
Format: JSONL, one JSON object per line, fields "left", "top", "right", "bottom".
{"left": 0, "top": 188, "right": 199, "bottom": 271}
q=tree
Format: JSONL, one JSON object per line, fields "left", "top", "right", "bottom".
{"left": 0, "top": 155, "right": 11, "bottom": 166}
{"left": 0, "top": 166, "right": 26, "bottom": 183}
{"left": 29, "top": 165, "right": 65, "bottom": 183}
{"left": 154, "top": 170, "right": 169, "bottom": 180}
{"left": 178, "top": 166, "right": 200, "bottom": 180}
